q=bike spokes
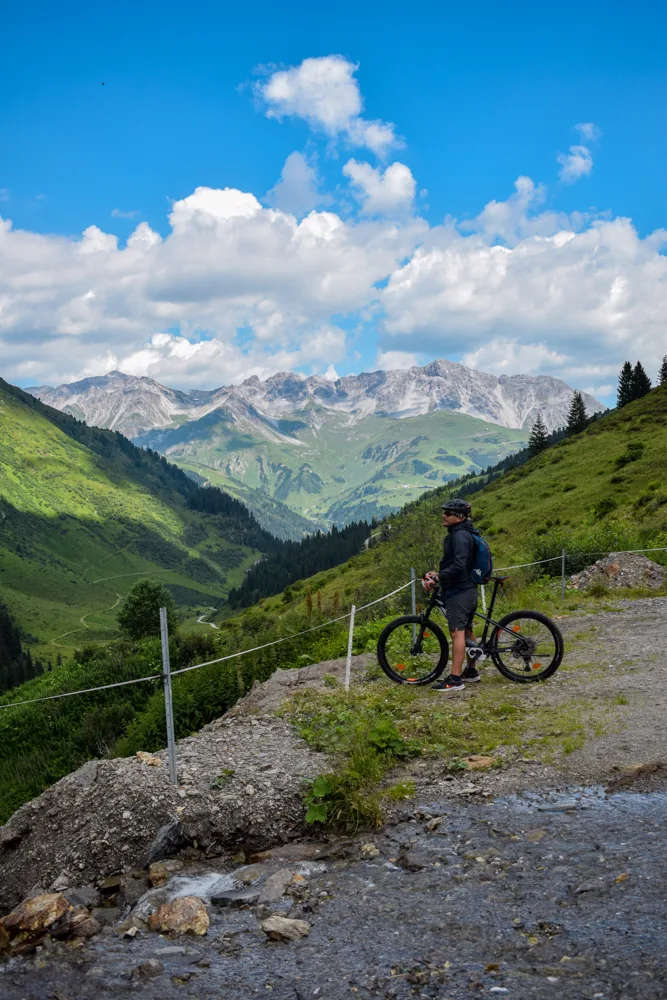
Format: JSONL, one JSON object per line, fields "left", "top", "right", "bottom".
{"left": 490, "top": 611, "right": 563, "bottom": 682}
{"left": 381, "top": 620, "right": 445, "bottom": 684}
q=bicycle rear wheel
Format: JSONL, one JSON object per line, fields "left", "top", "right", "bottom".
{"left": 488, "top": 610, "right": 563, "bottom": 683}
{"left": 376, "top": 616, "right": 449, "bottom": 686}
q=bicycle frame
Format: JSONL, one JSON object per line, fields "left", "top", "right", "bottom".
{"left": 420, "top": 578, "right": 515, "bottom": 648}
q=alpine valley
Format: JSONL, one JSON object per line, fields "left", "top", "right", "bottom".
{"left": 30, "top": 360, "right": 603, "bottom": 531}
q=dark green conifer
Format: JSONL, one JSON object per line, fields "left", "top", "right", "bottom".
{"left": 631, "top": 361, "right": 652, "bottom": 400}
{"left": 617, "top": 361, "right": 634, "bottom": 408}
{"left": 660, "top": 356, "right": 667, "bottom": 385}
{"left": 528, "top": 413, "right": 549, "bottom": 454}
{"left": 566, "top": 390, "right": 588, "bottom": 435}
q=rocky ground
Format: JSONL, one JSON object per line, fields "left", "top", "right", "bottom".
{"left": 0, "top": 596, "right": 666, "bottom": 998}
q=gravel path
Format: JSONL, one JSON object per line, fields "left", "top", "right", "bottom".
{"left": 402, "top": 596, "right": 667, "bottom": 799}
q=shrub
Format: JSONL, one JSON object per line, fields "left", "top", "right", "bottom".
{"left": 117, "top": 580, "right": 178, "bottom": 641}
{"left": 614, "top": 442, "right": 645, "bottom": 469}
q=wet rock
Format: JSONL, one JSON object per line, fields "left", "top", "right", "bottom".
{"left": 134, "top": 958, "right": 164, "bottom": 978}
{"left": 261, "top": 914, "right": 311, "bottom": 941}
{"left": 98, "top": 874, "right": 123, "bottom": 896}
{"left": 360, "top": 843, "right": 380, "bottom": 859}
{"left": 147, "top": 859, "right": 185, "bottom": 887}
{"left": 64, "top": 885, "right": 101, "bottom": 909}
{"left": 120, "top": 875, "right": 147, "bottom": 906}
{"left": 148, "top": 896, "right": 209, "bottom": 936}
{"left": 401, "top": 851, "right": 429, "bottom": 872}
{"left": 91, "top": 906, "right": 121, "bottom": 927}
{"left": 258, "top": 869, "right": 296, "bottom": 904}
{"left": 425, "top": 816, "right": 444, "bottom": 832}
{"left": 537, "top": 799, "right": 579, "bottom": 812}
{"left": 574, "top": 876, "right": 613, "bottom": 895}
{"left": 0, "top": 893, "right": 71, "bottom": 954}
{"left": 211, "top": 888, "right": 260, "bottom": 908}
{"left": 50, "top": 905, "right": 100, "bottom": 940}
{"left": 140, "top": 817, "right": 190, "bottom": 868}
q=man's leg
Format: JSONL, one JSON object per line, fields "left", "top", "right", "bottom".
{"left": 450, "top": 628, "right": 466, "bottom": 677}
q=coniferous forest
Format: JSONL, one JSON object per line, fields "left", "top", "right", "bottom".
{"left": 0, "top": 599, "right": 45, "bottom": 694}
{"left": 227, "top": 520, "right": 372, "bottom": 608}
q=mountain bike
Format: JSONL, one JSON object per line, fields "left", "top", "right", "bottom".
{"left": 376, "top": 575, "right": 563, "bottom": 686}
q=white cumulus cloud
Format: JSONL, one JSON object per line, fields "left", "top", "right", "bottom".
{"left": 266, "top": 151, "right": 326, "bottom": 216}
{"left": 576, "top": 122, "right": 602, "bottom": 142}
{"left": 343, "top": 160, "right": 416, "bottom": 215}
{"left": 557, "top": 144, "right": 594, "bottom": 184}
{"left": 257, "top": 55, "right": 400, "bottom": 156}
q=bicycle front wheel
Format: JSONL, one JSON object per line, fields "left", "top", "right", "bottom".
{"left": 376, "top": 616, "right": 449, "bottom": 686}
{"left": 489, "top": 610, "right": 563, "bottom": 683}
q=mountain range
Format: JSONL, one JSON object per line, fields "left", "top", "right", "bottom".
{"left": 29, "top": 361, "right": 603, "bottom": 529}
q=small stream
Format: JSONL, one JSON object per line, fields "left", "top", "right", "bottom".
{"left": 2, "top": 786, "right": 666, "bottom": 1000}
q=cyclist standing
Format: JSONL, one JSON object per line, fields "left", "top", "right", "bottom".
{"left": 422, "top": 498, "right": 482, "bottom": 693}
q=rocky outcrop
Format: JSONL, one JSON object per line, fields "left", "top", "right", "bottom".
{"left": 0, "top": 715, "right": 328, "bottom": 914}
{"left": 569, "top": 552, "right": 666, "bottom": 591}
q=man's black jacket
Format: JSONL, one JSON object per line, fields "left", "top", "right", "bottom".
{"left": 438, "top": 518, "right": 479, "bottom": 597}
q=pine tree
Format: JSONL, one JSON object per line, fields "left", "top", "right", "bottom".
{"left": 631, "top": 361, "right": 652, "bottom": 401}
{"left": 660, "top": 356, "right": 667, "bottom": 385}
{"left": 566, "top": 391, "right": 588, "bottom": 435}
{"left": 617, "top": 361, "right": 634, "bottom": 408}
{"left": 528, "top": 413, "right": 549, "bottom": 454}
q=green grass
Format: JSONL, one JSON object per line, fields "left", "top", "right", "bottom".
{"left": 142, "top": 408, "right": 528, "bottom": 526}
{"left": 0, "top": 385, "right": 259, "bottom": 657}
{"left": 231, "top": 384, "right": 667, "bottom": 634}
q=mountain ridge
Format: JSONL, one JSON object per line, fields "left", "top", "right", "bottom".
{"left": 29, "top": 362, "right": 603, "bottom": 527}
{"left": 29, "top": 360, "right": 603, "bottom": 437}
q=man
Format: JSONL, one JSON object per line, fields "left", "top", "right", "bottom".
{"left": 422, "top": 497, "right": 482, "bottom": 693}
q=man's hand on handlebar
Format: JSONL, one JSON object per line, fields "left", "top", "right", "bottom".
{"left": 422, "top": 571, "right": 439, "bottom": 592}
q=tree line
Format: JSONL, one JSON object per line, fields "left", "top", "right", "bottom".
{"left": 0, "top": 599, "right": 47, "bottom": 694}
{"left": 617, "top": 358, "right": 664, "bottom": 409}
{"left": 227, "top": 520, "right": 372, "bottom": 608}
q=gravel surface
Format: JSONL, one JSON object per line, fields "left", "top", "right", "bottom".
{"left": 2, "top": 597, "right": 666, "bottom": 997}
{"left": 2, "top": 785, "right": 665, "bottom": 999}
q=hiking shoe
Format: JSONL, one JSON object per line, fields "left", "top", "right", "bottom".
{"left": 432, "top": 674, "right": 465, "bottom": 693}
{"left": 461, "top": 665, "right": 481, "bottom": 682}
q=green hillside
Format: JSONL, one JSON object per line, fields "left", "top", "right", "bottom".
{"left": 0, "top": 384, "right": 664, "bottom": 823}
{"left": 140, "top": 409, "right": 528, "bottom": 526}
{"left": 0, "top": 380, "right": 267, "bottom": 657}
{"left": 240, "top": 382, "right": 667, "bottom": 621}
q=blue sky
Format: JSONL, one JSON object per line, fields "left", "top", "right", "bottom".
{"left": 1, "top": 0, "right": 665, "bottom": 401}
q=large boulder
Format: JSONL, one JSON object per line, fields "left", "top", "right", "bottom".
{"left": 569, "top": 552, "right": 666, "bottom": 592}
{"left": 0, "top": 715, "right": 328, "bottom": 914}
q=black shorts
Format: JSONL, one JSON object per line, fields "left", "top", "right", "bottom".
{"left": 442, "top": 588, "right": 478, "bottom": 632}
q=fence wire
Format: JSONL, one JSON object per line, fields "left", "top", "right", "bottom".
{"left": 1, "top": 547, "right": 665, "bottom": 711}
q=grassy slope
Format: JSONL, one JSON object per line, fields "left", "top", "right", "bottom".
{"left": 0, "top": 385, "right": 258, "bottom": 657}
{"left": 144, "top": 409, "right": 528, "bottom": 526}
{"left": 241, "top": 383, "right": 667, "bottom": 624}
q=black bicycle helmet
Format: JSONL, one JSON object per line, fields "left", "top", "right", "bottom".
{"left": 440, "top": 497, "right": 471, "bottom": 516}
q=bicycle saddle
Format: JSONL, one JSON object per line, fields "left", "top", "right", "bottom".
{"left": 490, "top": 575, "right": 510, "bottom": 582}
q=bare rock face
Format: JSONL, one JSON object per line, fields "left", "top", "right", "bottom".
{"left": 0, "top": 716, "right": 328, "bottom": 914}
{"left": 148, "top": 896, "right": 209, "bottom": 936}
{"left": 569, "top": 552, "right": 666, "bottom": 592}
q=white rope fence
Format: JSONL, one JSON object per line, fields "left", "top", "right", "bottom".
{"left": 1, "top": 545, "right": 665, "bottom": 780}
